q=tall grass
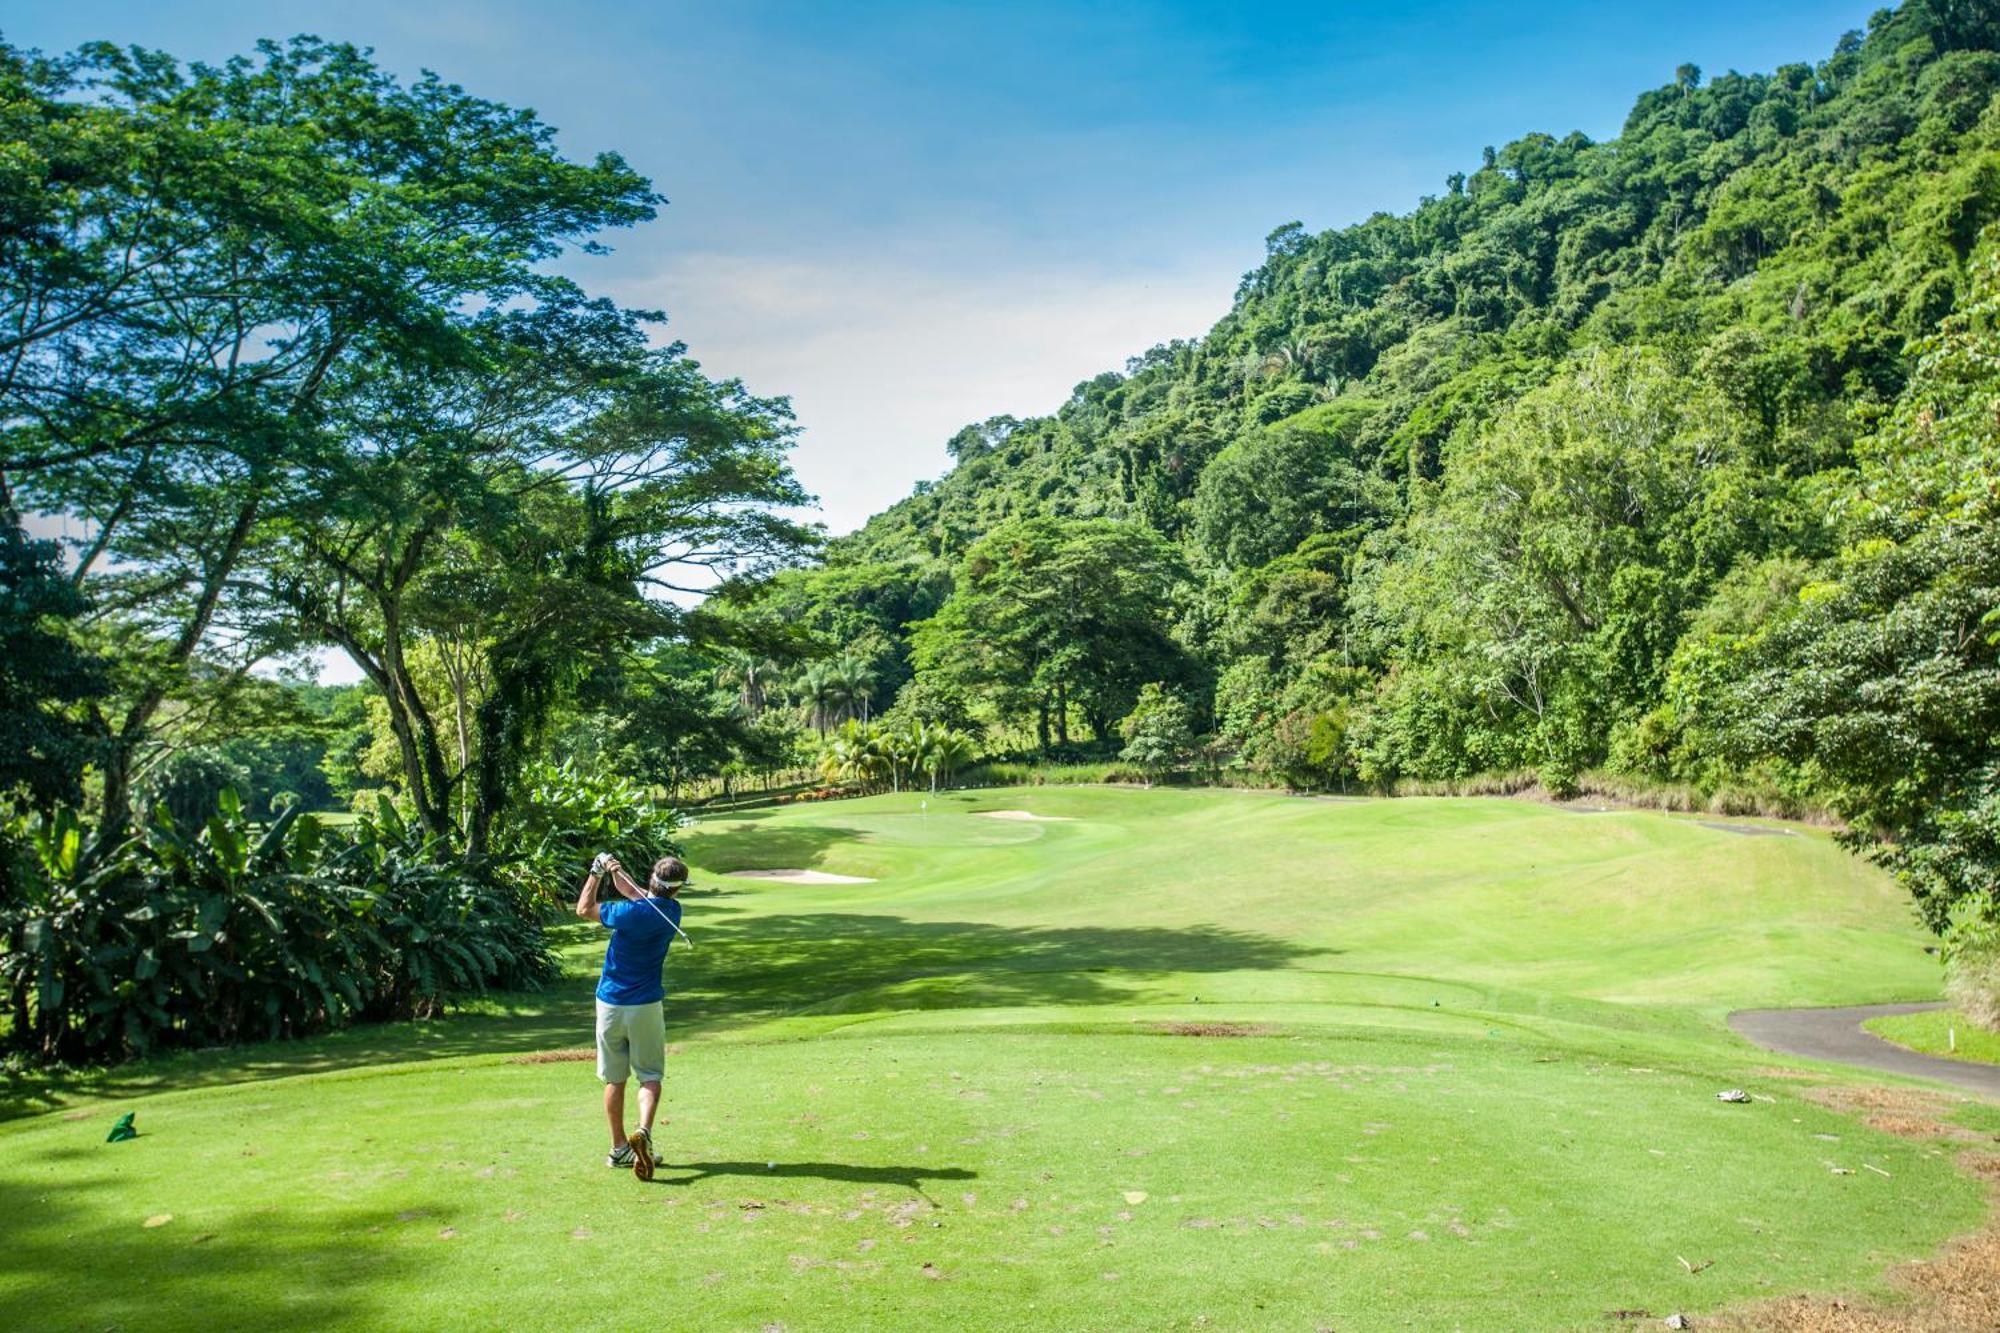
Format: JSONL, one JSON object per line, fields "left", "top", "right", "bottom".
{"left": 1391, "top": 768, "right": 1837, "bottom": 823}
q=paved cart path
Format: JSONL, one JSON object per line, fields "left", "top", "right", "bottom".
{"left": 1729, "top": 1002, "right": 2000, "bottom": 1100}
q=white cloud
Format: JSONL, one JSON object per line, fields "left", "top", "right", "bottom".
{"left": 622, "top": 243, "right": 1245, "bottom": 535}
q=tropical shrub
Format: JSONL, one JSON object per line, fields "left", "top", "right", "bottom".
{"left": 504, "top": 759, "right": 685, "bottom": 908}
{"left": 330, "top": 797, "right": 556, "bottom": 1018}
{"left": 815, "top": 720, "right": 982, "bottom": 794}
{"left": 0, "top": 791, "right": 555, "bottom": 1065}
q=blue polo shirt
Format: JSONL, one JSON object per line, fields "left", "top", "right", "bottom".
{"left": 596, "top": 895, "right": 680, "bottom": 1005}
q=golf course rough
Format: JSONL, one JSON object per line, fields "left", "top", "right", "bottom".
{"left": 2, "top": 789, "right": 1993, "bottom": 1331}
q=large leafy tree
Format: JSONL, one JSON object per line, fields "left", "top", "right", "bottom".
{"left": 912, "top": 517, "right": 1190, "bottom": 747}
{"left": 1363, "top": 348, "right": 1768, "bottom": 782}
{"left": 259, "top": 294, "right": 811, "bottom": 851}
{"left": 0, "top": 37, "right": 660, "bottom": 828}
{"left": 1189, "top": 399, "right": 1389, "bottom": 570}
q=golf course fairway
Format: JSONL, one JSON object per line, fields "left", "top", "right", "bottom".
{"left": 4, "top": 788, "right": 1997, "bottom": 1330}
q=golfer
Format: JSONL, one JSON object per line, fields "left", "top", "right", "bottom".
{"left": 574, "top": 853, "right": 687, "bottom": 1181}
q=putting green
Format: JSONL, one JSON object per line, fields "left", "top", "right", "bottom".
{"left": 3, "top": 789, "right": 1992, "bottom": 1331}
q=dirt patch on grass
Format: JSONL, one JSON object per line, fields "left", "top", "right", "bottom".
{"left": 1156, "top": 1022, "right": 1272, "bottom": 1038}
{"left": 509, "top": 1048, "right": 595, "bottom": 1064}
{"left": 1863, "top": 1113, "right": 1990, "bottom": 1144}
{"left": 1797, "top": 1085, "right": 1987, "bottom": 1142}
{"left": 976, "top": 810, "right": 1072, "bottom": 822}
{"left": 724, "top": 869, "right": 877, "bottom": 884}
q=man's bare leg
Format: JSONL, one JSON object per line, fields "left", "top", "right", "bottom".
{"left": 638, "top": 1079, "right": 662, "bottom": 1137}
{"left": 604, "top": 1080, "right": 628, "bottom": 1149}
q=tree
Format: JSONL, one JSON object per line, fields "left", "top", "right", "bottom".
{"left": 1190, "top": 400, "right": 1388, "bottom": 571}
{"left": 717, "top": 651, "right": 779, "bottom": 719}
{"left": 2, "top": 37, "right": 663, "bottom": 831}
{"left": 830, "top": 652, "right": 878, "bottom": 725}
{"left": 1705, "top": 233, "right": 2000, "bottom": 935}
{"left": 912, "top": 517, "right": 1190, "bottom": 749}
{"left": 818, "top": 720, "right": 884, "bottom": 790}
{"left": 1367, "top": 348, "right": 1762, "bottom": 784}
{"left": 796, "top": 663, "right": 843, "bottom": 736}
{"left": 0, "top": 512, "right": 105, "bottom": 811}
{"left": 880, "top": 675, "right": 980, "bottom": 735}
{"left": 926, "top": 729, "right": 978, "bottom": 793}
{"left": 1119, "top": 685, "right": 1196, "bottom": 784}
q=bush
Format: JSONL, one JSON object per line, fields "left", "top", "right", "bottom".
{"left": 1944, "top": 892, "right": 2000, "bottom": 1032}
{"left": 331, "top": 796, "right": 556, "bottom": 1018}
{"left": 0, "top": 791, "right": 555, "bottom": 1065}
{"left": 963, "top": 761, "right": 1148, "bottom": 786}
{"left": 1118, "top": 684, "right": 1196, "bottom": 782}
{"left": 138, "top": 746, "right": 251, "bottom": 828}
{"left": 504, "top": 759, "right": 685, "bottom": 909}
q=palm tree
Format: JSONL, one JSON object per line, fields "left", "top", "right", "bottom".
{"left": 928, "top": 729, "right": 977, "bottom": 793}
{"left": 820, "top": 720, "right": 893, "bottom": 791}
{"left": 817, "top": 719, "right": 866, "bottom": 786}
{"left": 830, "top": 653, "right": 877, "bottom": 725}
{"left": 716, "top": 651, "right": 777, "bottom": 719}
{"left": 884, "top": 720, "right": 930, "bottom": 795}
{"left": 796, "top": 663, "right": 842, "bottom": 736}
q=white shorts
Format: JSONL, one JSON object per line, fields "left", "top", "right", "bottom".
{"left": 594, "top": 999, "right": 666, "bottom": 1084}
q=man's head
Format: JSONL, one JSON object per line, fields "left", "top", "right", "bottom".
{"left": 649, "top": 856, "right": 688, "bottom": 897}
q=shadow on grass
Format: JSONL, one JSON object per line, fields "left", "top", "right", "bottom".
{"left": 0, "top": 1174, "right": 425, "bottom": 1328}
{"left": 2, "top": 910, "right": 1310, "bottom": 1121}
{"left": 652, "top": 1159, "right": 976, "bottom": 1204}
{"left": 671, "top": 907, "right": 1315, "bottom": 1025}
{"left": 687, "top": 822, "right": 866, "bottom": 873}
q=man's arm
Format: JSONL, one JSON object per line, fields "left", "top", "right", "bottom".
{"left": 575, "top": 868, "right": 604, "bottom": 923}
{"left": 607, "top": 861, "right": 646, "bottom": 902}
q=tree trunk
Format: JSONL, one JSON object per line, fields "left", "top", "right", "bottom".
{"left": 98, "top": 490, "right": 261, "bottom": 833}
{"left": 93, "top": 331, "right": 348, "bottom": 835}
{"left": 381, "top": 627, "right": 456, "bottom": 839}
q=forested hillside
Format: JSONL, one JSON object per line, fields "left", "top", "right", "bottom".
{"left": 745, "top": 2, "right": 2000, "bottom": 945}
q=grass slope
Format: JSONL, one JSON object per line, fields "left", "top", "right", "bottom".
{"left": 1867, "top": 1008, "right": 2000, "bottom": 1067}
{"left": 2, "top": 790, "right": 1989, "bottom": 1331}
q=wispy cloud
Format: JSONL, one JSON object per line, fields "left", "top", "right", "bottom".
{"left": 628, "top": 244, "right": 1241, "bottom": 533}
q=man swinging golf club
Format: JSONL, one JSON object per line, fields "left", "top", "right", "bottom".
{"left": 575, "top": 852, "right": 688, "bottom": 1181}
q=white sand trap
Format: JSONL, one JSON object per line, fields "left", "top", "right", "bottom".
{"left": 724, "top": 868, "right": 877, "bottom": 884}
{"left": 977, "top": 810, "right": 1073, "bottom": 822}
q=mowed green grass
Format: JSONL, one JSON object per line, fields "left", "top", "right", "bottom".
{"left": 2, "top": 789, "right": 1992, "bottom": 1332}
{"left": 1867, "top": 1007, "right": 2000, "bottom": 1066}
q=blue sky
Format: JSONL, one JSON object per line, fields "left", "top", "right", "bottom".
{"left": 10, "top": 1, "right": 1879, "bottom": 536}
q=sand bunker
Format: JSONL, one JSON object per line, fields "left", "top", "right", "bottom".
{"left": 977, "top": 810, "right": 1073, "bottom": 822}
{"left": 724, "top": 868, "right": 876, "bottom": 884}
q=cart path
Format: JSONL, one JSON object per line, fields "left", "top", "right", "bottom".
{"left": 1729, "top": 1002, "right": 2000, "bottom": 1101}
